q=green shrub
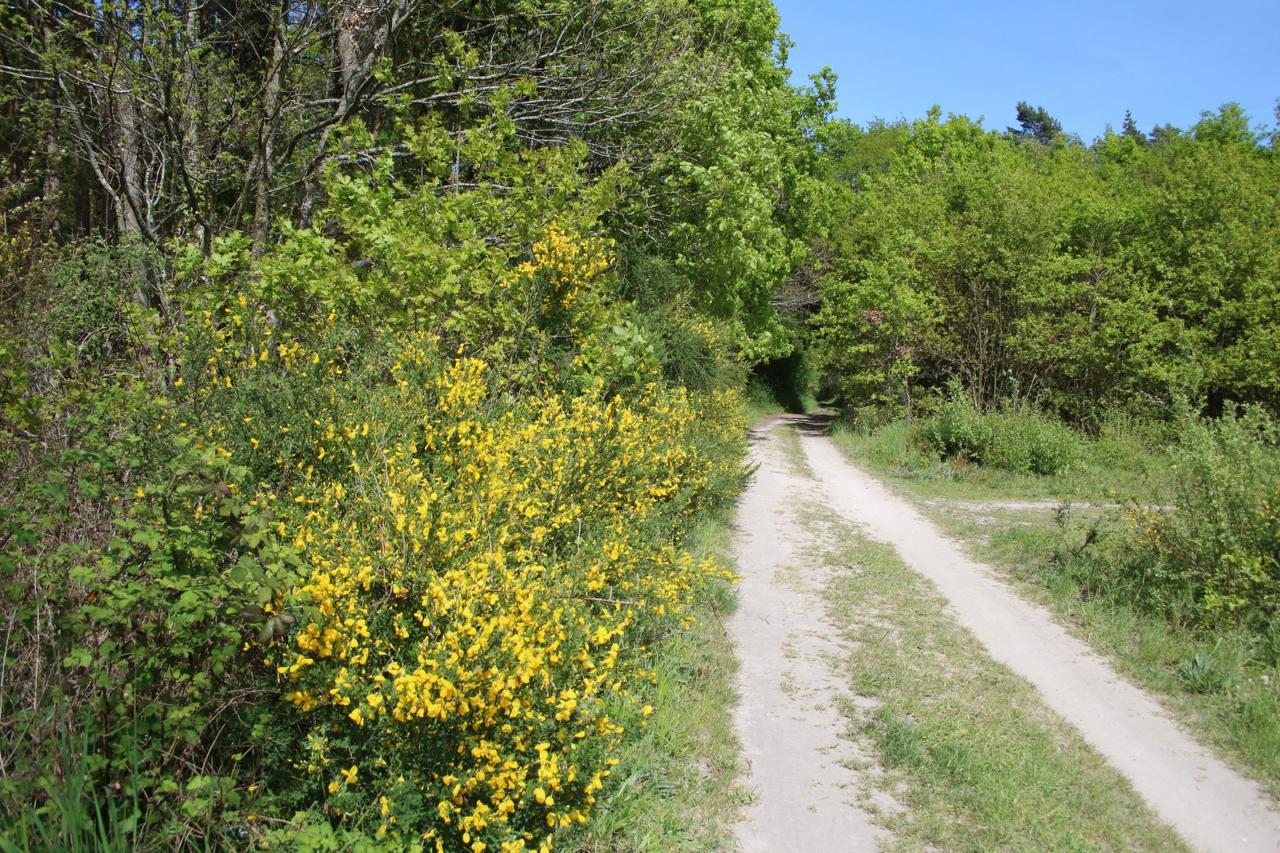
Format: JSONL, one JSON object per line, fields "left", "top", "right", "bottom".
{"left": 41, "top": 240, "right": 164, "bottom": 364}
{"left": 1, "top": 122, "right": 759, "bottom": 849}
{"left": 988, "top": 410, "right": 1081, "bottom": 476}
{"left": 915, "top": 390, "right": 994, "bottom": 464}
{"left": 641, "top": 306, "right": 744, "bottom": 393}
{"left": 915, "top": 389, "right": 1080, "bottom": 476}
{"left": 1130, "top": 407, "right": 1280, "bottom": 633}
{"left": 0, "top": 354, "right": 287, "bottom": 846}
{"left": 1, "top": 195, "right": 752, "bottom": 850}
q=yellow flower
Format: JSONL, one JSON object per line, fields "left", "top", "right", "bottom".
{"left": 341, "top": 765, "right": 358, "bottom": 785}
{"left": 265, "top": 338, "right": 742, "bottom": 841}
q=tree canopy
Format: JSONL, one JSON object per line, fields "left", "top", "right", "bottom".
{"left": 1008, "top": 100, "right": 1064, "bottom": 143}
{"left": 812, "top": 103, "right": 1280, "bottom": 422}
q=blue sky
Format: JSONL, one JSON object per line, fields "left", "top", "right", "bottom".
{"left": 773, "top": 0, "right": 1279, "bottom": 141}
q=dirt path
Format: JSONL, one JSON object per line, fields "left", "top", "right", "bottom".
{"left": 728, "top": 418, "right": 886, "bottom": 851}
{"left": 730, "top": 414, "right": 1280, "bottom": 853}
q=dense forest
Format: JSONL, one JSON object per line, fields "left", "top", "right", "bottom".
{"left": 0, "top": 0, "right": 1277, "bottom": 849}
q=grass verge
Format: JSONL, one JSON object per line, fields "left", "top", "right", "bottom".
{"left": 564, "top": 516, "right": 743, "bottom": 852}
{"left": 809, "top": 509, "right": 1187, "bottom": 851}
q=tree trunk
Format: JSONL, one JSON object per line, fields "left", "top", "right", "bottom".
{"left": 113, "top": 94, "right": 147, "bottom": 241}
{"left": 183, "top": 0, "right": 207, "bottom": 253}
{"left": 40, "top": 22, "right": 62, "bottom": 242}
{"left": 41, "top": 133, "right": 61, "bottom": 242}
{"left": 252, "top": 0, "right": 286, "bottom": 257}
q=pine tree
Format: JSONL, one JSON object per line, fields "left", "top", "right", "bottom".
{"left": 1122, "top": 110, "right": 1146, "bottom": 143}
{"left": 1008, "top": 101, "right": 1063, "bottom": 143}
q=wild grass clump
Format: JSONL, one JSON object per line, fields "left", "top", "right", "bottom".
{"left": 915, "top": 390, "right": 1081, "bottom": 476}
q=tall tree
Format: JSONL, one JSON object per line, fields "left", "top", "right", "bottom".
{"left": 1008, "top": 100, "right": 1062, "bottom": 143}
{"left": 1122, "top": 109, "right": 1145, "bottom": 143}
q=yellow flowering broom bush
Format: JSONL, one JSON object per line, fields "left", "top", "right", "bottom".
{"left": 167, "top": 219, "right": 745, "bottom": 850}
{"left": 264, "top": 358, "right": 740, "bottom": 851}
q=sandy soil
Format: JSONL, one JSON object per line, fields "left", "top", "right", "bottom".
{"left": 728, "top": 418, "right": 886, "bottom": 852}
{"left": 752, "top": 413, "right": 1280, "bottom": 853}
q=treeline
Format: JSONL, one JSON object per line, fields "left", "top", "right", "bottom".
{"left": 810, "top": 102, "right": 1280, "bottom": 423}
{"left": 0, "top": 1, "right": 827, "bottom": 849}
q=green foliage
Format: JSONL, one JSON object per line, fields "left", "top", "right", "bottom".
{"left": 1176, "top": 651, "right": 1237, "bottom": 695}
{"left": 1121, "top": 111, "right": 1146, "bottom": 144}
{"left": 620, "top": 253, "right": 746, "bottom": 392}
{"left": 987, "top": 412, "right": 1082, "bottom": 477}
{"left": 254, "top": 814, "right": 421, "bottom": 852}
{"left": 915, "top": 389, "right": 1081, "bottom": 476}
{"left": 1008, "top": 101, "right": 1063, "bottom": 143}
{"left": 749, "top": 350, "right": 817, "bottom": 414}
{"left": 3, "top": 0, "right": 826, "bottom": 846}
{"left": 815, "top": 117, "right": 909, "bottom": 190}
{"left": 1129, "top": 407, "right": 1280, "bottom": 633}
{"left": 914, "top": 389, "right": 990, "bottom": 464}
{"left": 832, "top": 412, "right": 1280, "bottom": 793}
{"left": 8, "top": 0, "right": 822, "bottom": 358}
{"left": 812, "top": 102, "right": 1280, "bottom": 423}
{"left": 833, "top": 411, "right": 1280, "bottom": 791}
{"left": 1, "top": 107, "right": 756, "bottom": 848}
{"left": 40, "top": 240, "right": 164, "bottom": 361}
{"left": 0, "top": 310, "right": 289, "bottom": 844}
{"left": 643, "top": 58, "right": 823, "bottom": 352}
